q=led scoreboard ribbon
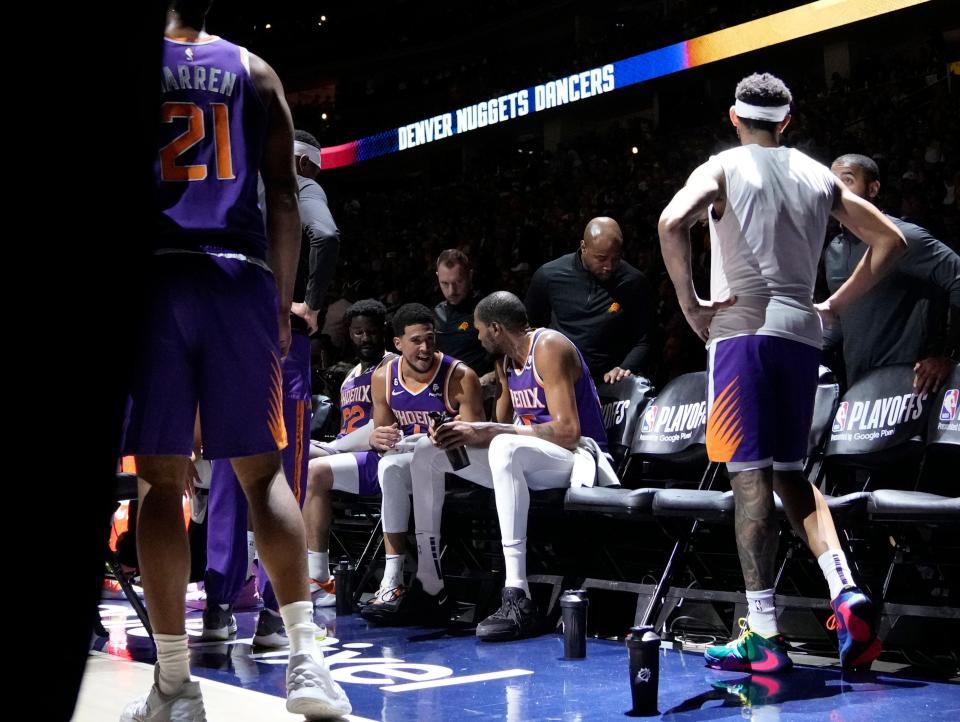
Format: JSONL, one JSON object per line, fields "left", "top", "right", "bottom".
{"left": 319, "top": 0, "right": 928, "bottom": 169}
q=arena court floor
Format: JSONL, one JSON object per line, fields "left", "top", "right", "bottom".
{"left": 76, "top": 600, "right": 960, "bottom": 721}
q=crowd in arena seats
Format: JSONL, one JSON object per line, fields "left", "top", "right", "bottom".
{"left": 303, "top": 44, "right": 958, "bottom": 398}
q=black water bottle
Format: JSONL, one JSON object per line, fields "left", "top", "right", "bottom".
{"left": 333, "top": 558, "right": 353, "bottom": 615}
{"left": 626, "top": 625, "right": 660, "bottom": 716}
{"left": 559, "top": 589, "right": 589, "bottom": 659}
{"left": 428, "top": 412, "right": 470, "bottom": 471}
{"left": 445, "top": 445, "right": 470, "bottom": 471}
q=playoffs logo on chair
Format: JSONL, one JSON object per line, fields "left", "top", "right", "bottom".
{"left": 832, "top": 402, "right": 848, "bottom": 433}
{"left": 602, "top": 399, "right": 631, "bottom": 428}
{"left": 940, "top": 389, "right": 958, "bottom": 422}
{"left": 937, "top": 388, "right": 959, "bottom": 434}
{"left": 633, "top": 371, "right": 707, "bottom": 452}
{"left": 640, "top": 405, "right": 657, "bottom": 433}
{"left": 830, "top": 392, "right": 927, "bottom": 442}
{"left": 637, "top": 401, "right": 706, "bottom": 443}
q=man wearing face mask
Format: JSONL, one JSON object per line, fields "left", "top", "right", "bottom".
{"left": 525, "top": 217, "right": 656, "bottom": 384}
{"left": 824, "top": 153, "right": 960, "bottom": 392}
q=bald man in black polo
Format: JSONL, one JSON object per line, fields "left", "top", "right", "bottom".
{"left": 525, "top": 217, "right": 656, "bottom": 384}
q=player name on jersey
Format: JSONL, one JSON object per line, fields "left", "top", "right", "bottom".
{"left": 161, "top": 64, "right": 238, "bottom": 96}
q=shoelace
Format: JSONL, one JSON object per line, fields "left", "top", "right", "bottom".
{"left": 371, "top": 585, "right": 405, "bottom": 604}
{"left": 726, "top": 616, "right": 754, "bottom": 645}
{"left": 494, "top": 595, "right": 524, "bottom": 622}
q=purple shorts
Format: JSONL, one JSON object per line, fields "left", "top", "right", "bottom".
{"left": 326, "top": 450, "right": 382, "bottom": 496}
{"left": 283, "top": 334, "right": 312, "bottom": 502}
{"left": 283, "top": 332, "right": 313, "bottom": 403}
{"left": 123, "top": 254, "right": 286, "bottom": 460}
{"left": 707, "top": 335, "right": 820, "bottom": 472}
{"left": 204, "top": 331, "right": 312, "bottom": 611}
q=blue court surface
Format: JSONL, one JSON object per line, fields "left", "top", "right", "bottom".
{"left": 93, "top": 600, "right": 959, "bottom": 721}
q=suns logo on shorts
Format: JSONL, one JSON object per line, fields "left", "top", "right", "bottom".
{"left": 832, "top": 401, "right": 849, "bottom": 433}
{"left": 607, "top": 302, "right": 621, "bottom": 313}
{"left": 458, "top": 321, "right": 470, "bottom": 331}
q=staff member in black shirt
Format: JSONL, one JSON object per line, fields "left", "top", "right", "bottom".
{"left": 433, "top": 249, "right": 495, "bottom": 381}
{"left": 525, "top": 217, "right": 655, "bottom": 384}
{"left": 823, "top": 154, "right": 960, "bottom": 392}
{"left": 291, "top": 130, "right": 341, "bottom": 335}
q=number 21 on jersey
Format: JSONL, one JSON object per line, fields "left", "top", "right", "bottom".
{"left": 159, "top": 101, "right": 235, "bottom": 182}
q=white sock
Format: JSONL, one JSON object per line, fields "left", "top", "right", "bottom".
{"left": 279, "top": 601, "right": 317, "bottom": 657}
{"left": 415, "top": 532, "right": 444, "bottom": 595}
{"left": 382, "top": 553, "right": 404, "bottom": 590}
{"left": 502, "top": 539, "right": 529, "bottom": 596}
{"left": 745, "top": 588, "right": 778, "bottom": 637}
{"left": 308, "top": 550, "right": 330, "bottom": 582}
{"left": 246, "top": 532, "right": 257, "bottom": 579}
{"left": 154, "top": 633, "right": 190, "bottom": 695}
{"left": 817, "top": 549, "right": 855, "bottom": 600}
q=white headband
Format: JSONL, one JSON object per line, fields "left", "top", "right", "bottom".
{"left": 734, "top": 99, "right": 790, "bottom": 122}
{"left": 294, "top": 140, "right": 321, "bottom": 168}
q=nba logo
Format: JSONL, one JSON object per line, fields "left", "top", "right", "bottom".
{"left": 832, "top": 402, "right": 848, "bottom": 433}
{"left": 941, "top": 389, "right": 959, "bottom": 422}
{"left": 641, "top": 405, "right": 657, "bottom": 433}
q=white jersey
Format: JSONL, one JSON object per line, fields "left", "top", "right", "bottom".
{"left": 707, "top": 144, "right": 838, "bottom": 349}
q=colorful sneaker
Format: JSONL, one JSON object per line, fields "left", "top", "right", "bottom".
{"left": 704, "top": 618, "right": 793, "bottom": 673}
{"left": 359, "top": 584, "right": 406, "bottom": 624}
{"left": 829, "top": 586, "right": 882, "bottom": 669}
{"left": 120, "top": 666, "right": 207, "bottom": 722}
{"left": 360, "top": 579, "right": 452, "bottom": 627}
{"left": 252, "top": 609, "right": 288, "bottom": 648}
{"left": 310, "top": 577, "right": 337, "bottom": 608}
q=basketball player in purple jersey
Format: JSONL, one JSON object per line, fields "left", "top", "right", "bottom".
{"left": 372, "top": 292, "right": 611, "bottom": 640}
{"left": 659, "top": 73, "right": 905, "bottom": 673}
{"left": 199, "top": 131, "right": 340, "bottom": 648}
{"left": 301, "top": 300, "right": 394, "bottom": 606}
{"left": 120, "top": 2, "right": 350, "bottom": 719}
{"left": 359, "top": 303, "right": 485, "bottom": 624}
